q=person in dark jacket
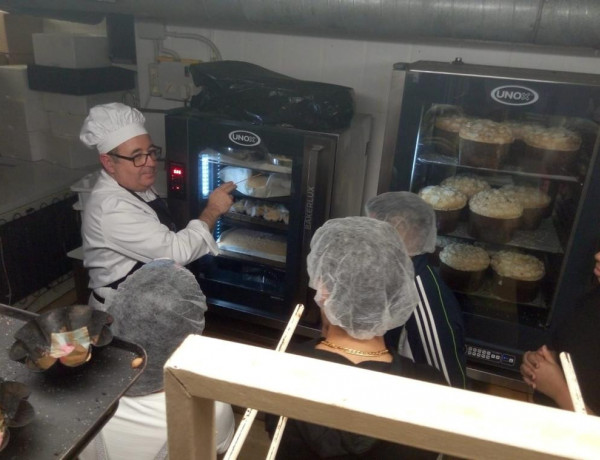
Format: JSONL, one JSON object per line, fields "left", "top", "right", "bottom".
{"left": 520, "top": 251, "right": 600, "bottom": 415}
{"left": 265, "top": 217, "right": 446, "bottom": 459}
{"left": 366, "top": 191, "right": 467, "bottom": 388}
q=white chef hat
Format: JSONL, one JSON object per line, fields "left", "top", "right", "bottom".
{"left": 79, "top": 102, "right": 147, "bottom": 154}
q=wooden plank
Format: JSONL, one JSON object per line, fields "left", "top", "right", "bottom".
{"left": 223, "top": 304, "right": 304, "bottom": 460}
{"left": 164, "top": 367, "right": 216, "bottom": 460}
{"left": 165, "top": 335, "right": 600, "bottom": 460}
{"left": 560, "top": 351, "right": 587, "bottom": 414}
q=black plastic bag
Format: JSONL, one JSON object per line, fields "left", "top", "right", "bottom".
{"left": 188, "top": 60, "right": 354, "bottom": 131}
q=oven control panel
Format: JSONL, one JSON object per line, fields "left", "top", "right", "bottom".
{"left": 467, "top": 345, "right": 517, "bottom": 368}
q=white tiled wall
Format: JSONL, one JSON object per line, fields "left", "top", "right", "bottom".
{"left": 26, "top": 15, "right": 589, "bottom": 202}
{"left": 136, "top": 24, "right": 600, "bottom": 203}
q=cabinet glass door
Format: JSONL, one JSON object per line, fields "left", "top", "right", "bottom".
{"left": 196, "top": 147, "right": 293, "bottom": 300}
{"left": 395, "top": 65, "right": 600, "bottom": 331}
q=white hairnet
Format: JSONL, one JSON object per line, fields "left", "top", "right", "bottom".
{"left": 365, "top": 192, "right": 437, "bottom": 256}
{"left": 105, "top": 258, "right": 207, "bottom": 396}
{"left": 80, "top": 102, "right": 147, "bottom": 154}
{"left": 307, "top": 217, "right": 418, "bottom": 340}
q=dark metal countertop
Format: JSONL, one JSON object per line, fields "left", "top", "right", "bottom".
{"left": 0, "top": 304, "right": 145, "bottom": 459}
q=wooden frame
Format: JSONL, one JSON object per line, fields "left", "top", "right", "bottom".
{"left": 165, "top": 335, "right": 600, "bottom": 460}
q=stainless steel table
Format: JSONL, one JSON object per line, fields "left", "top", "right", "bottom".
{"left": 0, "top": 304, "right": 145, "bottom": 459}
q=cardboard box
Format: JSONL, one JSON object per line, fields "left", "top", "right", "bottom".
{"left": 0, "top": 127, "right": 48, "bottom": 161}
{"left": 70, "top": 170, "right": 101, "bottom": 210}
{"left": 46, "top": 134, "right": 99, "bottom": 169}
{"left": 0, "top": 13, "right": 43, "bottom": 62}
{"left": 42, "top": 91, "right": 127, "bottom": 115}
{"left": 49, "top": 112, "right": 85, "bottom": 137}
{"left": 27, "top": 64, "right": 136, "bottom": 95}
{"left": 0, "top": 97, "right": 48, "bottom": 131}
{"left": 141, "top": 110, "right": 166, "bottom": 149}
{"left": 0, "top": 65, "right": 41, "bottom": 100}
{"left": 32, "top": 33, "right": 110, "bottom": 69}
{"left": 0, "top": 53, "right": 34, "bottom": 65}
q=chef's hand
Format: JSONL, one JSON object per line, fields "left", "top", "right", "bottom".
{"left": 594, "top": 251, "right": 600, "bottom": 282}
{"left": 199, "top": 181, "right": 236, "bottom": 230}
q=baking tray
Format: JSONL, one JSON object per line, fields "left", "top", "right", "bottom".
{"left": 0, "top": 304, "right": 146, "bottom": 459}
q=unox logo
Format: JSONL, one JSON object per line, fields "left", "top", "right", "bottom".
{"left": 228, "top": 130, "right": 261, "bottom": 147}
{"left": 491, "top": 85, "right": 539, "bottom": 106}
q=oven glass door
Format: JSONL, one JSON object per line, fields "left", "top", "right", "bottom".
{"left": 198, "top": 147, "right": 292, "bottom": 300}
{"left": 391, "top": 63, "right": 600, "bottom": 369}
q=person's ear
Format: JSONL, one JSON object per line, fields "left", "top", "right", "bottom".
{"left": 99, "top": 154, "right": 116, "bottom": 174}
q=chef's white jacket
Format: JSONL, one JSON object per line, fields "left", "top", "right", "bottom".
{"left": 82, "top": 170, "right": 218, "bottom": 306}
{"left": 78, "top": 392, "right": 235, "bottom": 460}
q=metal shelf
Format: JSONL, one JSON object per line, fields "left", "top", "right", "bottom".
{"left": 438, "top": 218, "right": 563, "bottom": 254}
{"left": 203, "top": 152, "right": 292, "bottom": 174}
{"left": 222, "top": 212, "right": 288, "bottom": 232}
{"left": 416, "top": 150, "right": 581, "bottom": 183}
{"left": 453, "top": 276, "right": 548, "bottom": 310}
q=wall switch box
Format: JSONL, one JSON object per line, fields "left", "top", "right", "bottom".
{"left": 157, "top": 61, "right": 199, "bottom": 101}
{"left": 148, "top": 63, "right": 161, "bottom": 96}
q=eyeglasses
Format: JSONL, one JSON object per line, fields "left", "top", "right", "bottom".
{"left": 107, "top": 146, "right": 163, "bottom": 167}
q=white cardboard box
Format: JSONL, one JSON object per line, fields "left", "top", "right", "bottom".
{"left": 141, "top": 110, "right": 166, "bottom": 149}
{"left": 0, "top": 65, "right": 41, "bottom": 100}
{"left": 70, "top": 169, "right": 101, "bottom": 211}
{"left": 0, "top": 97, "right": 48, "bottom": 131}
{"left": 32, "top": 33, "right": 110, "bottom": 69}
{"left": 49, "top": 112, "right": 86, "bottom": 137}
{"left": 46, "top": 134, "right": 99, "bottom": 169}
{"left": 42, "top": 91, "right": 127, "bottom": 115}
{"left": 0, "top": 127, "right": 48, "bottom": 161}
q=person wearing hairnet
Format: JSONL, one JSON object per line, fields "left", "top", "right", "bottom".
{"left": 79, "top": 103, "right": 236, "bottom": 309}
{"left": 365, "top": 192, "right": 467, "bottom": 389}
{"left": 79, "top": 258, "right": 235, "bottom": 460}
{"left": 265, "top": 217, "right": 446, "bottom": 459}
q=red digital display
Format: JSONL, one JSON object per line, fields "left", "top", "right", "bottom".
{"left": 168, "top": 162, "right": 186, "bottom": 197}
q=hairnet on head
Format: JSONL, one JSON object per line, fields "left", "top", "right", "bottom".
{"left": 307, "top": 217, "right": 418, "bottom": 340}
{"left": 365, "top": 192, "right": 437, "bottom": 256}
{"left": 105, "top": 258, "right": 207, "bottom": 396}
{"left": 79, "top": 102, "right": 147, "bottom": 154}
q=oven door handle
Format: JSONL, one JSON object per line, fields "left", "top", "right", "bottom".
{"left": 298, "top": 144, "right": 325, "bottom": 309}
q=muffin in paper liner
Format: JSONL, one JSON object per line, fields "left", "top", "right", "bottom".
{"left": 9, "top": 305, "right": 113, "bottom": 372}
{"left": 0, "top": 380, "right": 35, "bottom": 452}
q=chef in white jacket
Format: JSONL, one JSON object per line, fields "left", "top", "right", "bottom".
{"left": 78, "top": 258, "right": 236, "bottom": 460}
{"left": 79, "top": 103, "right": 235, "bottom": 309}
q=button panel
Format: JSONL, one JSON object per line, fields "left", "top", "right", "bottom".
{"left": 467, "top": 345, "right": 516, "bottom": 367}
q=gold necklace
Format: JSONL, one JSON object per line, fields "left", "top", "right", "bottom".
{"left": 320, "top": 339, "right": 389, "bottom": 357}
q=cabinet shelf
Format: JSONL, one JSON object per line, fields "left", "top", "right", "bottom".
{"left": 231, "top": 190, "right": 291, "bottom": 204}
{"left": 222, "top": 212, "right": 288, "bottom": 233}
{"left": 453, "top": 277, "right": 548, "bottom": 310}
{"left": 416, "top": 151, "right": 580, "bottom": 183}
{"left": 204, "top": 152, "right": 292, "bottom": 174}
{"left": 437, "top": 218, "right": 563, "bottom": 254}
{"left": 216, "top": 249, "right": 287, "bottom": 269}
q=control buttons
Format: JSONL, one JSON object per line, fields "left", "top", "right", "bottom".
{"left": 467, "top": 346, "right": 515, "bottom": 367}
